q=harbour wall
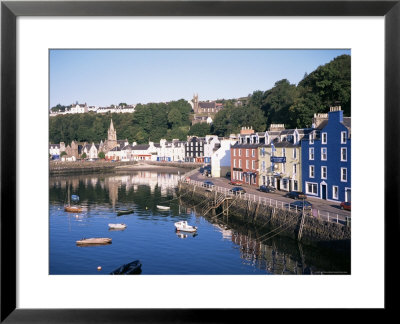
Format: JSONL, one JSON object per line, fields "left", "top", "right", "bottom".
{"left": 178, "top": 182, "right": 351, "bottom": 249}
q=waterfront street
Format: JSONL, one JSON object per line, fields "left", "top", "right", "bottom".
{"left": 189, "top": 169, "right": 351, "bottom": 223}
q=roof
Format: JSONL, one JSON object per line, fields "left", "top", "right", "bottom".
{"left": 122, "top": 144, "right": 134, "bottom": 150}
{"left": 232, "top": 143, "right": 261, "bottom": 149}
{"left": 261, "top": 142, "right": 300, "bottom": 148}
{"left": 132, "top": 145, "right": 150, "bottom": 150}
{"left": 198, "top": 102, "right": 216, "bottom": 109}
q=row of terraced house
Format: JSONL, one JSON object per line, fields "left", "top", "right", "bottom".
{"left": 229, "top": 106, "right": 351, "bottom": 203}
{"left": 49, "top": 105, "right": 351, "bottom": 202}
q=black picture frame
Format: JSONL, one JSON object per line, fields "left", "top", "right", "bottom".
{"left": 1, "top": 0, "right": 398, "bottom": 322}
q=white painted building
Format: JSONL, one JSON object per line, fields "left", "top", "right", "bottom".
{"left": 203, "top": 135, "right": 220, "bottom": 164}
{"left": 131, "top": 142, "right": 158, "bottom": 161}
{"left": 82, "top": 143, "right": 99, "bottom": 159}
{"left": 211, "top": 136, "right": 238, "bottom": 178}
{"left": 97, "top": 105, "right": 136, "bottom": 114}
{"left": 49, "top": 144, "right": 60, "bottom": 157}
{"left": 156, "top": 139, "right": 185, "bottom": 162}
{"left": 69, "top": 103, "right": 88, "bottom": 114}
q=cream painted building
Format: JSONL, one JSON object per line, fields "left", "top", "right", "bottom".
{"left": 258, "top": 142, "right": 302, "bottom": 192}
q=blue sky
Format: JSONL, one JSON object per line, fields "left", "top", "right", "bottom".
{"left": 49, "top": 49, "right": 350, "bottom": 108}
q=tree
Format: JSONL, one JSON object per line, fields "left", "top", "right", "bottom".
{"left": 188, "top": 123, "right": 211, "bottom": 137}
{"left": 98, "top": 151, "right": 105, "bottom": 159}
{"left": 81, "top": 152, "right": 87, "bottom": 159}
{"left": 60, "top": 151, "right": 67, "bottom": 157}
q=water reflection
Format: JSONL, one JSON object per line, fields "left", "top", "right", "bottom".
{"left": 50, "top": 171, "right": 349, "bottom": 275}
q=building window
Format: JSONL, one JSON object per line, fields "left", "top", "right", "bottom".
{"left": 245, "top": 149, "right": 249, "bottom": 157}
{"left": 252, "top": 149, "right": 255, "bottom": 157}
{"left": 321, "top": 147, "right": 327, "bottom": 161}
{"left": 252, "top": 160, "right": 255, "bottom": 169}
{"left": 321, "top": 166, "right": 327, "bottom": 179}
{"left": 260, "top": 148, "right": 266, "bottom": 157}
{"left": 246, "top": 160, "right": 249, "bottom": 169}
{"left": 293, "top": 149, "right": 297, "bottom": 159}
{"left": 282, "top": 148, "right": 286, "bottom": 156}
{"left": 309, "top": 134, "right": 314, "bottom": 144}
{"left": 332, "top": 186, "right": 339, "bottom": 199}
{"left": 282, "top": 163, "right": 286, "bottom": 173}
{"left": 341, "top": 147, "right": 347, "bottom": 161}
{"left": 341, "top": 168, "right": 347, "bottom": 182}
{"left": 294, "top": 180, "right": 298, "bottom": 191}
{"left": 282, "top": 179, "right": 288, "bottom": 190}
{"left": 233, "top": 159, "right": 236, "bottom": 168}
{"left": 309, "top": 165, "right": 315, "bottom": 178}
{"left": 306, "top": 182, "right": 318, "bottom": 195}
{"left": 262, "top": 161, "right": 266, "bottom": 172}
{"left": 341, "top": 131, "right": 347, "bottom": 144}
{"left": 238, "top": 149, "right": 241, "bottom": 157}
{"left": 322, "top": 133, "right": 327, "bottom": 144}
{"left": 233, "top": 149, "right": 236, "bottom": 157}
{"left": 309, "top": 148, "right": 314, "bottom": 160}
{"left": 239, "top": 160, "right": 242, "bottom": 168}
{"left": 293, "top": 164, "right": 297, "bottom": 174}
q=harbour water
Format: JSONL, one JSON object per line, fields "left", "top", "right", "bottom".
{"left": 49, "top": 171, "right": 350, "bottom": 275}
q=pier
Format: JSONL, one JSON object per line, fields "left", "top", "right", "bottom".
{"left": 178, "top": 180, "right": 351, "bottom": 248}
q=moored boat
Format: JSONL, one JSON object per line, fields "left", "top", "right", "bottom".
{"left": 174, "top": 221, "right": 197, "bottom": 233}
{"left": 76, "top": 237, "right": 112, "bottom": 245}
{"left": 110, "top": 260, "right": 142, "bottom": 275}
{"left": 64, "top": 182, "right": 82, "bottom": 213}
{"left": 117, "top": 209, "right": 134, "bottom": 216}
{"left": 64, "top": 206, "right": 83, "bottom": 213}
{"left": 108, "top": 223, "right": 127, "bottom": 230}
{"left": 157, "top": 205, "right": 170, "bottom": 210}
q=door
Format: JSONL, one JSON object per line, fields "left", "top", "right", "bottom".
{"left": 346, "top": 188, "right": 351, "bottom": 202}
{"left": 321, "top": 184, "right": 327, "bottom": 200}
{"left": 277, "top": 179, "right": 281, "bottom": 190}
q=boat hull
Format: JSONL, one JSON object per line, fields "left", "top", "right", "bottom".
{"left": 110, "top": 260, "right": 142, "bottom": 275}
{"left": 117, "top": 209, "right": 134, "bottom": 216}
{"left": 76, "top": 238, "right": 112, "bottom": 245}
{"left": 108, "top": 223, "right": 127, "bottom": 230}
{"left": 157, "top": 205, "right": 170, "bottom": 210}
{"left": 64, "top": 206, "right": 82, "bottom": 213}
{"left": 174, "top": 221, "right": 197, "bottom": 233}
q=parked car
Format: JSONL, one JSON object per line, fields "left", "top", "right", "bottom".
{"left": 340, "top": 201, "right": 351, "bottom": 211}
{"left": 259, "top": 185, "right": 276, "bottom": 193}
{"left": 229, "top": 187, "right": 246, "bottom": 195}
{"left": 203, "top": 181, "right": 214, "bottom": 188}
{"left": 229, "top": 180, "right": 242, "bottom": 186}
{"left": 286, "top": 200, "right": 313, "bottom": 210}
{"left": 285, "top": 191, "right": 307, "bottom": 200}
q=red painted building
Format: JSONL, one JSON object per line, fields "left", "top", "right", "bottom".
{"left": 230, "top": 144, "right": 259, "bottom": 186}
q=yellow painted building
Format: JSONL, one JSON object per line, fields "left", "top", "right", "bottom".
{"left": 258, "top": 142, "right": 302, "bottom": 192}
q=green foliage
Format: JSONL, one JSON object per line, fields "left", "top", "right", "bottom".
{"left": 98, "top": 151, "right": 105, "bottom": 159}
{"left": 81, "top": 152, "right": 87, "bottom": 159}
{"left": 60, "top": 151, "right": 67, "bottom": 157}
{"left": 188, "top": 123, "right": 211, "bottom": 137}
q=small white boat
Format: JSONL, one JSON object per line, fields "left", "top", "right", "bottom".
{"left": 174, "top": 221, "right": 198, "bottom": 233}
{"left": 108, "top": 223, "right": 127, "bottom": 230}
{"left": 157, "top": 205, "right": 170, "bottom": 210}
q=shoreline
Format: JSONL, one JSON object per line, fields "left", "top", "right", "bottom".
{"left": 49, "top": 160, "right": 200, "bottom": 175}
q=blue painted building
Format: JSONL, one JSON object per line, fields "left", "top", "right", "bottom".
{"left": 301, "top": 106, "right": 351, "bottom": 202}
